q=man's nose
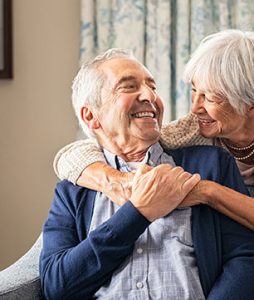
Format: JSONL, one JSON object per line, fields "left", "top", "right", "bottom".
{"left": 138, "top": 85, "right": 156, "bottom": 103}
{"left": 191, "top": 92, "right": 205, "bottom": 114}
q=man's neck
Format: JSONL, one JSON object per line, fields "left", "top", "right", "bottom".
{"left": 107, "top": 145, "right": 148, "bottom": 162}
{"left": 98, "top": 138, "right": 156, "bottom": 162}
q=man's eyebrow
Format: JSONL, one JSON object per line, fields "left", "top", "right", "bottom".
{"left": 114, "top": 76, "right": 137, "bottom": 88}
{"left": 114, "top": 75, "right": 156, "bottom": 89}
{"left": 146, "top": 77, "right": 156, "bottom": 85}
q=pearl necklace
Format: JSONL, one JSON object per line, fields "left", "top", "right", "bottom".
{"left": 221, "top": 139, "right": 254, "bottom": 150}
{"left": 218, "top": 138, "right": 254, "bottom": 161}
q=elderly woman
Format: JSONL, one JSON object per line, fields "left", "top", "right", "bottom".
{"left": 54, "top": 29, "right": 254, "bottom": 230}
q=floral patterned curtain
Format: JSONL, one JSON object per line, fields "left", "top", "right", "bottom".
{"left": 80, "top": 0, "right": 254, "bottom": 123}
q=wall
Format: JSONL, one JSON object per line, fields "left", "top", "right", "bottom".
{"left": 0, "top": 0, "right": 80, "bottom": 270}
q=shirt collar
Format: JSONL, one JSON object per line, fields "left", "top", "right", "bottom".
{"left": 103, "top": 142, "right": 166, "bottom": 171}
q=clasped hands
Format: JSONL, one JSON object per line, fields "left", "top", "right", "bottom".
{"left": 104, "top": 164, "right": 202, "bottom": 222}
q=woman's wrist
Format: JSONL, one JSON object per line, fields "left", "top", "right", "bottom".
{"left": 77, "top": 162, "right": 134, "bottom": 205}
{"left": 198, "top": 180, "right": 218, "bottom": 206}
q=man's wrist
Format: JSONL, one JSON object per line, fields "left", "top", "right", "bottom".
{"left": 106, "top": 201, "right": 150, "bottom": 243}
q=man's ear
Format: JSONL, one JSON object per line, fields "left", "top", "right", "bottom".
{"left": 81, "top": 106, "right": 100, "bottom": 129}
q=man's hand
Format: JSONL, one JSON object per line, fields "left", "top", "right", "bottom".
{"left": 130, "top": 164, "right": 201, "bottom": 222}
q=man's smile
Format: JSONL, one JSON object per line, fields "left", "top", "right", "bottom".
{"left": 131, "top": 111, "right": 156, "bottom": 118}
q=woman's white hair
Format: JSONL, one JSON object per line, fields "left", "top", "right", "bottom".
{"left": 183, "top": 29, "right": 254, "bottom": 115}
{"left": 72, "top": 48, "right": 135, "bottom": 138}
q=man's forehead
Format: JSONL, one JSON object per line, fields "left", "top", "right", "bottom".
{"left": 100, "top": 57, "right": 155, "bottom": 82}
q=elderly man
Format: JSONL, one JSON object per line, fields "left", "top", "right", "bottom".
{"left": 40, "top": 49, "right": 254, "bottom": 300}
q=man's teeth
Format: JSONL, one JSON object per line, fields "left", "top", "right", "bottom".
{"left": 133, "top": 112, "right": 155, "bottom": 118}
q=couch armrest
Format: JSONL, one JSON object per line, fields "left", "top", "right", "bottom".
{"left": 0, "top": 234, "right": 44, "bottom": 300}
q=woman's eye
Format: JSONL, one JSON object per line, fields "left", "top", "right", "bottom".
{"left": 191, "top": 87, "right": 196, "bottom": 93}
{"left": 204, "top": 96, "right": 214, "bottom": 103}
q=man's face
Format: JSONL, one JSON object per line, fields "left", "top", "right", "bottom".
{"left": 94, "top": 58, "right": 164, "bottom": 155}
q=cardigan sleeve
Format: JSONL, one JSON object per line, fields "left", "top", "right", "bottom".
{"left": 53, "top": 139, "right": 106, "bottom": 184}
{"left": 207, "top": 214, "right": 254, "bottom": 300}
{"left": 53, "top": 113, "right": 212, "bottom": 184}
{"left": 206, "top": 151, "right": 254, "bottom": 299}
{"left": 40, "top": 182, "right": 150, "bottom": 300}
{"left": 160, "top": 112, "right": 211, "bottom": 149}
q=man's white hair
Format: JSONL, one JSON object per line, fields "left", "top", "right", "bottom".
{"left": 72, "top": 48, "right": 136, "bottom": 138}
{"left": 183, "top": 29, "right": 254, "bottom": 115}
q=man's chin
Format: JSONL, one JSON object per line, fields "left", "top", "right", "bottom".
{"left": 131, "top": 122, "right": 161, "bottom": 142}
{"left": 136, "top": 130, "right": 161, "bottom": 142}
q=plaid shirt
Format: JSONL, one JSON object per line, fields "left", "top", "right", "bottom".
{"left": 89, "top": 142, "right": 205, "bottom": 300}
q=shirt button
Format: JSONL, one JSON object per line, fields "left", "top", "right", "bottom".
{"left": 136, "top": 248, "right": 143, "bottom": 254}
{"left": 136, "top": 282, "right": 143, "bottom": 289}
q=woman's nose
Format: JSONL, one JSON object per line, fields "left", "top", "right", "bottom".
{"left": 191, "top": 92, "right": 205, "bottom": 114}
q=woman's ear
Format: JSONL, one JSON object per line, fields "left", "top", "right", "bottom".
{"left": 247, "top": 105, "right": 254, "bottom": 118}
{"left": 81, "top": 106, "right": 100, "bottom": 129}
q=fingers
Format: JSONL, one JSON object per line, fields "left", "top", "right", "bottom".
{"left": 182, "top": 173, "right": 201, "bottom": 193}
{"left": 133, "top": 164, "right": 153, "bottom": 184}
{"left": 169, "top": 166, "right": 186, "bottom": 179}
{"left": 136, "top": 164, "right": 153, "bottom": 176}
{"left": 129, "top": 163, "right": 201, "bottom": 222}
{"left": 164, "top": 166, "right": 200, "bottom": 185}
{"left": 153, "top": 165, "right": 201, "bottom": 197}
{"left": 169, "top": 166, "right": 201, "bottom": 194}
{"left": 121, "top": 171, "right": 135, "bottom": 184}
{"left": 123, "top": 185, "right": 132, "bottom": 200}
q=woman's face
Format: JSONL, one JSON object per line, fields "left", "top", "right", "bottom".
{"left": 191, "top": 80, "right": 247, "bottom": 140}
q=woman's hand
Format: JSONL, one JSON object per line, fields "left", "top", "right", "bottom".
{"left": 178, "top": 180, "right": 211, "bottom": 208}
{"left": 77, "top": 162, "right": 135, "bottom": 206}
{"left": 103, "top": 169, "right": 135, "bottom": 205}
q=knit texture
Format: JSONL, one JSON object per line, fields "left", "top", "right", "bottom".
{"left": 160, "top": 112, "right": 211, "bottom": 148}
{"left": 53, "top": 140, "right": 106, "bottom": 184}
{"left": 54, "top": 113, "right": 212, "bottom": 184}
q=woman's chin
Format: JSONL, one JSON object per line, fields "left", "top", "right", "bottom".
{"left": 199, "top": 128, "right": 220, "bottom": 139}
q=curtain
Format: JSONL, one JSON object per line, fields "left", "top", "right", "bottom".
{"left": 80, "top": 0, "right": 254, "bottom": 123}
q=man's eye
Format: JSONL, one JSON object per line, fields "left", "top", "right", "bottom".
{"left": 191, "top": 87, "right": 196, "bottom": 93}
{"left": 122, "top": 85, "right": 137, "bottom": 90}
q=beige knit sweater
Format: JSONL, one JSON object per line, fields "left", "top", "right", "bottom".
{"left": 54, "top": 112, "right": 212, "bottom": 184}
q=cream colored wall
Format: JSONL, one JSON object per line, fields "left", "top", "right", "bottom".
{"left": 0, "top": 0, "right": 80, "bottom": 270}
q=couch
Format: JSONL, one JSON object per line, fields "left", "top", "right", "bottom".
{"left": 0, "top": 234, "right": 44, "bottom": 299}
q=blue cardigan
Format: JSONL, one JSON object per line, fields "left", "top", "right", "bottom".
{"left": 40, "top": 146, "right": 254, "bottom": 300}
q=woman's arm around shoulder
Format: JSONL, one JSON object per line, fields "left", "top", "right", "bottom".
{"left": 53, "top": 139, "right": 133, "bottom": 205}
{"left": 160, "top": 112, "right": 211, "bottom": 149}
